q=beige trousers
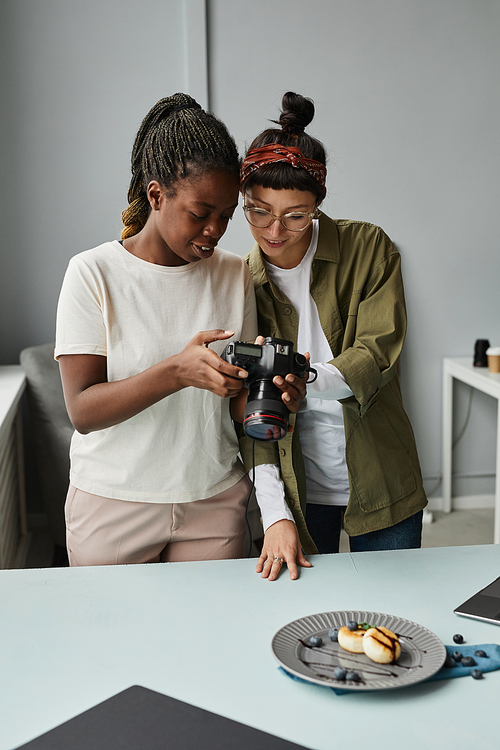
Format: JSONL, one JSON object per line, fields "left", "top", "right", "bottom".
{"left": 65, "top": 475, "right": 252, "bottom": 566}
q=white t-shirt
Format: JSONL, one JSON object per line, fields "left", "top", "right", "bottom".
{"left": 55, "top": 240, "right": 258, "bottom": 503}
{"left": 262, "top": 221, "right": 353, "bottom": 511}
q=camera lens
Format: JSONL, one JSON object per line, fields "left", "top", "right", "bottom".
{"left": 243, "top": 379, "right": 289, "bottom": 441}
{"left": 244, "top": 414, "right": 288, "bottom": 441}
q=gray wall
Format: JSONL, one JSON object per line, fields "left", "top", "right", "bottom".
{"left": 210, "top": 0, "right": 500, "bottom": 502}
{"left": 1, "top": 0, "right": 499, "bottom": 503}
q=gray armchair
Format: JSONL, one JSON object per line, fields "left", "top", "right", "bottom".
{"left": 20, "top": 343, "right": 73, "bottom": 564}
{"left": 19, "top": 343, "right": 264, "bottom": 563}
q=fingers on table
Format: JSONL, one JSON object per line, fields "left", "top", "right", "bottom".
{"left": 257, "top": 554, "right": 285, "bottom": 581}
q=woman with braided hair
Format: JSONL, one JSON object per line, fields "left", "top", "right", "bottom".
{"left": 55, "top": 94, "right": 307, "bottom": 568}
{"left": 238, "top": 92, "right": 427, "bottom": 580}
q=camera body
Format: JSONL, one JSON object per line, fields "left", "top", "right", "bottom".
{"left": 222, "top": 336, "right": 314, "bottom": 441}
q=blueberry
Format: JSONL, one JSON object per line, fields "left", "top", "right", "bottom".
{"left": 471, "top": 669, "right": 483, "bottom": 680}
{"left": 347, "top": 620, "right": 358, "bottom": 631}
{"left": 453, "top": 634, "right": 464, "bottom": 644}
{"left": 308, "top": 635, "right": 322, "bottom": 647}
{"left": 328, "top": 627, "right": 339, "bottom": 642}
{"left": 452, "top": 651, "right": 463, "bottom": 661}
{"left": 444, "top": 655, "right": 457, "bottom": 668}
{"left": 461, "top": 656, "right": 476, "bottom": 667}
{"left": 475, "top": 650, "right": 487, "bottom": 658}
{"left": 334, "top": 667, "right": 347, "bottom": 680}
{"left": 345, "top": 670, "right": 361, "bottom": 682}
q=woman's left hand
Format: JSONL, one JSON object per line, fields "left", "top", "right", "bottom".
{"left": 256, "top": 519, "right": 313, "bottom": 581}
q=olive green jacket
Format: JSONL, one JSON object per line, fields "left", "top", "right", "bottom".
{"left": 239, "top": 213, "right": 427, "bottom": 554}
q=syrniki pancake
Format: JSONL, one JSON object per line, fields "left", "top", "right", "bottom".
{"left": 363, "top": 626, "right": 401, "bottom": 663}
{"left": 337, "top": 625, "right": 366, "bottom": 653}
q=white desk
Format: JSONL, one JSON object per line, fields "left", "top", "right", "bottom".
{"left": 442, "top": 357, "right": 500, "bottom": 543}
{"left": 0, "top": 366, "right": 28, "bottom": 568}
{"left": 0, "top": 365, "right": 26, "bottom": 445}
{"left": 2, "top": 546, "right": 500, "bottom": 750}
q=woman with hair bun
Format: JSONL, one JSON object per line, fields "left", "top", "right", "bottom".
{"left": 239, "top": 92, "right": 427, "bottom": 580}
{"left": 55, "top": 93, "right": 306, "bottom": 567}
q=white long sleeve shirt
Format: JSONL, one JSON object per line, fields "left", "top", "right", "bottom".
{"left": 253, "top": 222, "right": 353, "bottom": 530}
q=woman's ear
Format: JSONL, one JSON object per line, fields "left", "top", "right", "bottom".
{"left": 146, "top": 181, "right": 163, "bottom": 210}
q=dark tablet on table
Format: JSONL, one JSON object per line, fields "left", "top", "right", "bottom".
{"left": 15, "top": 685, "right": 310, "bottom": 750}
{"left": 454, "top": 575, "right": 500, "bottom": 625}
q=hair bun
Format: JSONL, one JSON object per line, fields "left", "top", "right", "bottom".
{"left": 276, "top": 91, "right": 315, "bottom": 135}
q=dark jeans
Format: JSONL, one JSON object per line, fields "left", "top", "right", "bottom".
{"left": 305, "top": 504, "right": 423, "bottom": 554}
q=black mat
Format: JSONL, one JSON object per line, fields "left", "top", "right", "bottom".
{"left": 15, "top": 685, "right": 310, "bottom": 749}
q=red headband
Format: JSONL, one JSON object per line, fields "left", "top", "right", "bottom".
{"left": 241, "top": 144, "right": 327, "bottom": 198}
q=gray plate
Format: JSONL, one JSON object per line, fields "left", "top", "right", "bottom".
{"left": 272, "top": 610, "right": 446, "bottom": 691}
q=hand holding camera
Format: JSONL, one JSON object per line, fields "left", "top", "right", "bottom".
{"left": 222, "top": 336, "right": 317, "bottom": 441}
{"left": 174, "top": 329, "right": 249, "bottom": 399}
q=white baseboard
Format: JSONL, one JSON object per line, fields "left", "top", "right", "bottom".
{"left": 427, "top": 494, "right": 495, "bottom": 512}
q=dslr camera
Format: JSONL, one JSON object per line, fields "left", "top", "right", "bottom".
{"left": 222, "top": 336, "right": 316, "bottom": 441}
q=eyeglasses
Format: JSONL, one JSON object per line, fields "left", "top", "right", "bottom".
{"left": 243, "top": 205, "right": 318, "bottom": 232}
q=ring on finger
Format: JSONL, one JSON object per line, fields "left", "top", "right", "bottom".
{"left": 273, "top": 556, "right": 283, "bottom": 564}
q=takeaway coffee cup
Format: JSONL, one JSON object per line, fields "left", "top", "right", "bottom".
{"left": 486, "top": 346, "right": 500, "bottom": 373}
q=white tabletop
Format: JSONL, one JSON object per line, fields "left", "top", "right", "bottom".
{"left": 2, "top": 546, "right": 500, "bottom": 750}
{"left": 442, "top": 357, "right": 500, "bottom": 539}
{"left": 0, "top": 365, "right": 26, "bottom": 441}
{"left": 443, "top": 357, "right": 500, "bottom": 399}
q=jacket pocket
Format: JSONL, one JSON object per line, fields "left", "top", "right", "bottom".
{"left": 346, "top": 401, "right": 416, "bottom": 512}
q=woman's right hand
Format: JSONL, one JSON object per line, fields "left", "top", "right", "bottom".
{"left": 173, "top": 329, "right": 248, "bottom": 397}
{"left": 257, "top": 519, "right": 313, "bottom": 581}
{"left": 59, "top": 330, "right": 247, "bottom": 435}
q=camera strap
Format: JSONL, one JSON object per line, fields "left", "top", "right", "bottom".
{"left": 244, "top": 440, "right": 257, "bottom": 558}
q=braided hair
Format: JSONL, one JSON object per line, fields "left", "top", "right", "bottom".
{"left": 242, "top": 92, "right": 327, "bottom": 203}
{"left": 121, "top": 93, "right": 240, "bottom": 239}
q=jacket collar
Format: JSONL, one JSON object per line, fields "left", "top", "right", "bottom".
{"left": 246, "top": 211, "right": 340, "bottom": 290}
